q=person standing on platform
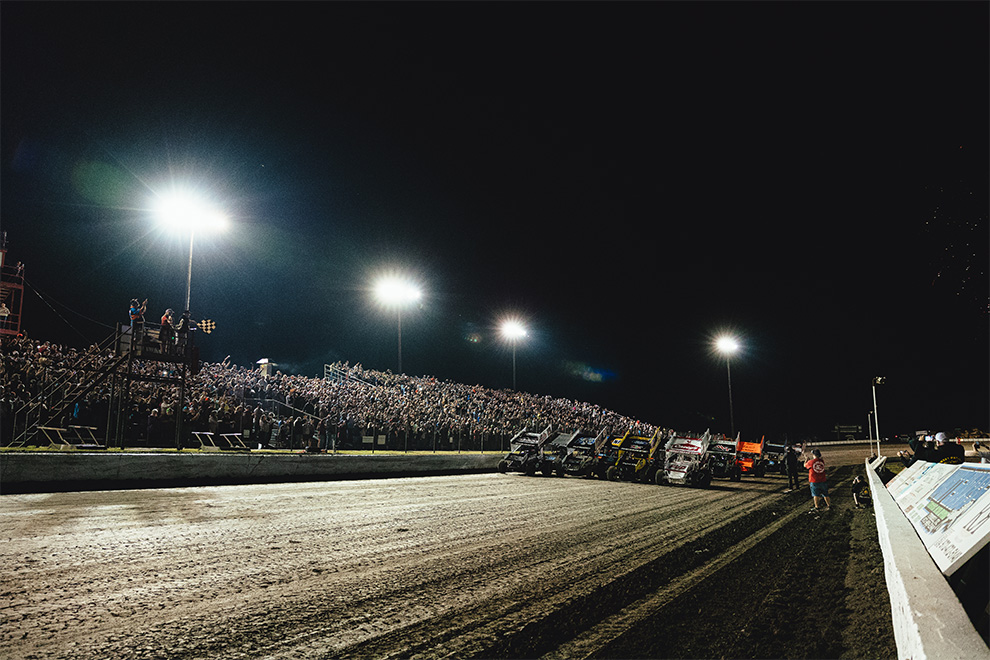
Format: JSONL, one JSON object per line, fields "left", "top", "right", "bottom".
{"left": 129, "top": 298, "right": 147, "bottom": 342}
{"left": 804, "top": 448, "right": 831, "bottom": 513}
{"left": 159, "top": 308, "right": 175, "bottom": 355}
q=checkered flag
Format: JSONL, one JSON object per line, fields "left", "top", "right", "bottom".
{"left": 198, "top": 319, "right": 216, "bottom": 334}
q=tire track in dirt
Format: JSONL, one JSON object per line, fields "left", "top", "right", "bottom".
{"left": 1, "top": 472, "right": 796, "bottom": 659}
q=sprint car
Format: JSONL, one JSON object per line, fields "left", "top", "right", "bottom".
{"left": 602, "top": 429, "right": 666, "bottom": 483}
{"left": 556, "top": 429, "right": 609, "bottom": 477}
{"left": 497, "top": 425, "right": 556, "bottom": 476}
{"left": 707, "top": 433, "right": 741, "bottom": 481}
{"left": 657, "top": 429, "right": 713, "bottom": 487}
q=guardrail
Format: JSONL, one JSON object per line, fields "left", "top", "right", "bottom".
{"left": 865, "top": 457, "right": 989, "bottom": 659}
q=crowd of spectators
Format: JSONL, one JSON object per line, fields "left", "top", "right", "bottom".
{"left": 897, "top": 432, "right": 966, "bottom": 466}
{"left": 2, "top": 331, "right": 657, "bottom": 451}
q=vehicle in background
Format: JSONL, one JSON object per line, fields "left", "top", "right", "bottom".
{"left": 603, "top": 429, "right": 666, "bottom": 483}
{"left": 557, "top": 429, "right": 609, "bottom": 477}
{"left": 736, "top": 435, "right": 767, "bottom": 477}
{"left": 497, "top": 425, "right": 556, "bottom": 476}
{"left": 658, "top": 429, "right": 713, "bottom": 487}
{"left": 763, "top": 438, "right": 788, "bottom": 475}
{"left": 707, "top": 432, "right": 741, "bottom": 481}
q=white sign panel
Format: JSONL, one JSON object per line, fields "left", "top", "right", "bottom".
{"left": 888, "top": 462, "right": 990, "bottom": 575}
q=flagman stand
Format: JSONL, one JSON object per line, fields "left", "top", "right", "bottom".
{"left": 112, "top": 320, "right": 202, "bottom": 450}
{"left": 7, "top": 320, "right": 202, "bottom": 450}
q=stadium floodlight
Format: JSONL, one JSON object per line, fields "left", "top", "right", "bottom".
{"left": 715, "top": 336, "right": 739, "bottom": 355}
{"left": 373, "top": 275, "right": 423, "bottom": 374}
{"left": 151, "top": 190, "right": 228, "bottom": 314}
{"left": 500, "top": 319, "right": 527, "bottom": 390}
{"left": 714, "top": 335, "right": 741, "bottom": 436}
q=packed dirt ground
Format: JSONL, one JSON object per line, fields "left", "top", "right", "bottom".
{"left": 1, "top": 444, "right": 895, "bottom": 659}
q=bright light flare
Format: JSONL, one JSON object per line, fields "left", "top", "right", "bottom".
{"left": 373, "top": 276, "right": 422, "bottom": 307}
{"left": 152, "top": 191, "right": 228, "bottom": 233}
{"left": 500, "top": 319, "right": 527, "bottom": 341}
{"left": 715, "top": 336, "right": 740, "bottom": 355}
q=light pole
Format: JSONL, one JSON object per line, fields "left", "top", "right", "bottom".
{"left": 872, "top": 376, "right": 885, "bottom": 454}
{"left": 153, "top": 191, "right": 227, "bottom": 315}
{"left": 715, "top": 336, "right": 740, "bottom": 436}
{"left": 374, "top": 275, "right": 422, "bottom": 374}
{"left": 500, "top": 319, "right": 527, "bottom": 390}
{"left": 151, "top": 190, "right": 226, "bottom": 452}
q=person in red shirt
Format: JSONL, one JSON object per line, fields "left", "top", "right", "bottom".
{"left": 804, "top": 448, "right": 831, "bottom": 512}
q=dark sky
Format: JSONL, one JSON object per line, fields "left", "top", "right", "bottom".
{"left": 2, "top": 1, "right": 987, "bottom": 440}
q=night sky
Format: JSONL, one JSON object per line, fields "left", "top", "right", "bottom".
{"left": 2, "top": 2, "right": 987, "bottom": 440}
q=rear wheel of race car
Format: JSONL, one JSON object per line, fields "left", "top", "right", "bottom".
{"left": 606, "top": 466, "right": 619, "bottom": 482}
{"left": 654, "top": 470, "right": 666, "bottom": 486}
{"left": 731, "top": 467, "right": 741, "bottom": 482}
{"left": 541, "top": 463, "right": 555, "bottom": 477}
{"left": 556, "top": 465, "right": 566, "bottom": 478}
{"left": 497, "top": 460, "right": 508, "bottom": 474}
{"left": 697, "top": 471, "right": 712, "bottom": 488}
{"left": 525, "top": 463, "right": 537, "bottom": 477}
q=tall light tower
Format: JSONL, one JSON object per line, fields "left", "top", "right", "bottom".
{"left": 872, "top": 376, "right": 886, "bottom": 454}
{"left": 500, "top": 319, "right": 527, "bottom": 390}
{"left": 374, "top": 275, "right": 422, "bottom": 374}
{"left": 715, "top": 335, "right": 740, "bottom": 436}
{"left": 152, "top": 191, "right": 228, "bottom": 315}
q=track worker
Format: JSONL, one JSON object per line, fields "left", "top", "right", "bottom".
{"left": 804, "top": 448, "right": 831, "bottom": 513}
{"left": 785, "top": 443, "right": 801, "bottom": 491}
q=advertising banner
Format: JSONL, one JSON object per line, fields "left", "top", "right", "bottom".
{"left": 887, "top": 461, "right": 990, "bottom": 575}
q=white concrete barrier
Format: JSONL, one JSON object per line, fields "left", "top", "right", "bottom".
{"left": 866, "top": 458, "right": 990, "bottom": 659}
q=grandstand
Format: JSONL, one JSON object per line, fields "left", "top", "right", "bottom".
{"left": 2, "top": 324, "right": 658, "bottom": 453}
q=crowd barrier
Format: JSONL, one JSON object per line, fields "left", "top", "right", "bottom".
{"left": 0, "top": 451, "right": 503, "bottom": 494}
{"left": 866, "top": 457, "right": 989, "bottom": 659}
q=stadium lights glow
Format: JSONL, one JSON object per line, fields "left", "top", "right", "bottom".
{"left": 373, "top": 274, "right": 423, "bottom": 375}
{"left": 713, "top": 334, "right": 741, "bottom": 436}
{"left": 373, "top": 276, "right": 422, "bottom": 307}
{"left": 150, "top": 189, "right": 228, "bottom": 314}
{"left": 152, "top": 191, "right": 228, "bottom": 233}
{"left": 500, "top": 318, "right": 527, "bottom": 390}
{"left": 715, "top": 336, "right": 739, "bottom": 355}
{"left": 500, "top": 319, "right": 527, "bottom": 341}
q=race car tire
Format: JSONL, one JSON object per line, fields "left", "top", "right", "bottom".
{"left": 541, "top": 464, "right": 555, "bottom": 477}
{"left": 497, "top": 460, "right": 508, "bottom": 474}
{"left": 654, "top": 470, "right": 667, "bottom": 486}
{"left": 524, "top": 463, "right": 537, "bottom": 477}
{"left": 606, "top": 466, "right": 619, "bottom": 482}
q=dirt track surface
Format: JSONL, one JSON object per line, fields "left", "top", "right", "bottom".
{"left": 1, "top": 447, "right": 894, "bottom": 659}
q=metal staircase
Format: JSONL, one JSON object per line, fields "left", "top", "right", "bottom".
{"left": 8, "top": 322, "right": 195, "bottom": 449}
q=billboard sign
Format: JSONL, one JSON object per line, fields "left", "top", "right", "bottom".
{"left": 887, "top": 462, "right": 990, "bottom": 575}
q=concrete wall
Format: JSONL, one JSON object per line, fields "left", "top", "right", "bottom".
{"left": 866, "top": 458, "right": 990, "bottom": 660}
{"left": 0, "top": 451, "right": 503, "bottom": 494}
